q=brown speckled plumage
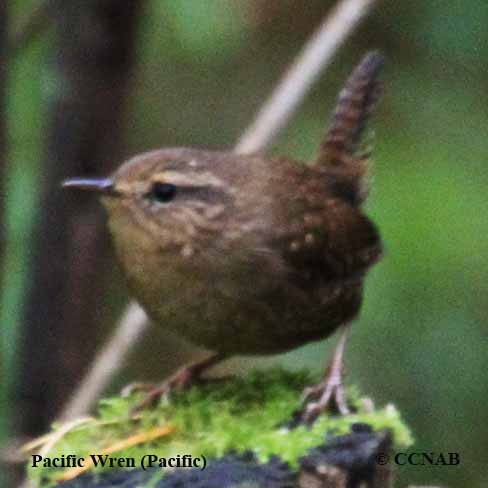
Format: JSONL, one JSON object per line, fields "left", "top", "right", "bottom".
{"left": 94, "top": 52, "right": 384, "bottom": 356}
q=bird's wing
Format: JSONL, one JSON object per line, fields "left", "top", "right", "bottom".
{"left": 272, "top": 196, "right": 382, "bottom": 291}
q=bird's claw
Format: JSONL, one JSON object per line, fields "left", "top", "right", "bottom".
{"left": 126, "top": 354, "right": 225, "bottom": 415}
{"left": 303, "top": 379, "right": 350, "bottom": 422}
{"left": 121, "top": 382, "right": 156, "bottom": 398}
{"left": 127, "top": 366, "right": 197, "bottom": 415}
{"left": 289, "top": 374, "right": 352, "bottom": 428}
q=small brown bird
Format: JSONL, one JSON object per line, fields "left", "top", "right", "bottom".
{"left": 64, "top": 52, "right": 384, "bottom": 422}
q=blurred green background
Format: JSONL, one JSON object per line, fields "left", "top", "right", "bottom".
{"left": 1, "top": 1, "right": 487, "bottom": 487}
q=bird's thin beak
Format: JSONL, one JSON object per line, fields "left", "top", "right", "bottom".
{"left": 62, "top": 177, "right": 116, "bottom": 195}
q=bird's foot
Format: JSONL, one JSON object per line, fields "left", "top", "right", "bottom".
{"left": 288, "top": 322, "right": 354, "bottom": 426}
{"left": 289, "top": 366, "right": 352, "bottom": 427}
{"left": 121, "top": 382, "right": 157, "bottom": 397}
{"left": 303, "top": 375, "right": 350, "bottom": 419}
{"left": 125, "top": 353, "right": 224, "bottom": 414}
{"left": 126, "top": 366, "right": 197, "bottom": 414}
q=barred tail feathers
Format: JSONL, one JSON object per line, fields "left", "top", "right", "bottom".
{"left": 316, "top": 51, "right": 384, "bottom": 205}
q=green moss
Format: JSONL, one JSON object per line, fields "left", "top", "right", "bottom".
{"left": 27, "top": 368, "right": 413, "bottom": 486}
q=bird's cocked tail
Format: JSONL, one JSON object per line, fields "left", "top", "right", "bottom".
{"left": 316, "top": 51, "right": 384, "bottom": 205}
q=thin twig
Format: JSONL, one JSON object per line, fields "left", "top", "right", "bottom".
{"left": 59, "top": 303, "right": 147, "bottom": 421}
{"left": 235, "top": 0, "right": 376, "bottom": 155}
{"left": 59, "top": 0, "right": 378, "bottom": 421}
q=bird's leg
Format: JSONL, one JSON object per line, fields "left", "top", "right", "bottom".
{"left": 297, "top": 323, "right": 352, "bottom": 424}
{"left": 128, "top": 352, "right": 226, "bottom": 412}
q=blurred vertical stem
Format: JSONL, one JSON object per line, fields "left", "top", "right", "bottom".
{"left": 0, "top": 0, "right": 6, "bottom": 297}
{"left": 0, "top": 0, "right": 6, "bottom": 446}
{"left": 0, "top": 5, "right": 10, "bottom": 487}
{"left": 16, "top": 0, "right": 143, "bottom": 437}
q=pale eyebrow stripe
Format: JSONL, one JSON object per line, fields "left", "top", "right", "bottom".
{"left": 151, "top": 171, "right": 225, "bottom": 188}
{"left": 176, "top": 185, "right": 231, "bottom": 205}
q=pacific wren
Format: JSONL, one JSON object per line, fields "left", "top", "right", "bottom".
{"left": 64, "top": 52, "right": 384, "bottom": 421}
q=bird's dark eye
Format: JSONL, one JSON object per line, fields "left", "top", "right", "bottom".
{"left": 150, "top": 182, "right": 177, "bottom": 203}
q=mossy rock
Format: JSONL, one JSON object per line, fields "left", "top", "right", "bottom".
{"left": 26, "top": 368, "right": 412, "bottom": 487}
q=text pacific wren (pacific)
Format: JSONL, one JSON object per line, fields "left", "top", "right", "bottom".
{"left": 64, "top": 52, "right": 384, "bottom": 422}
